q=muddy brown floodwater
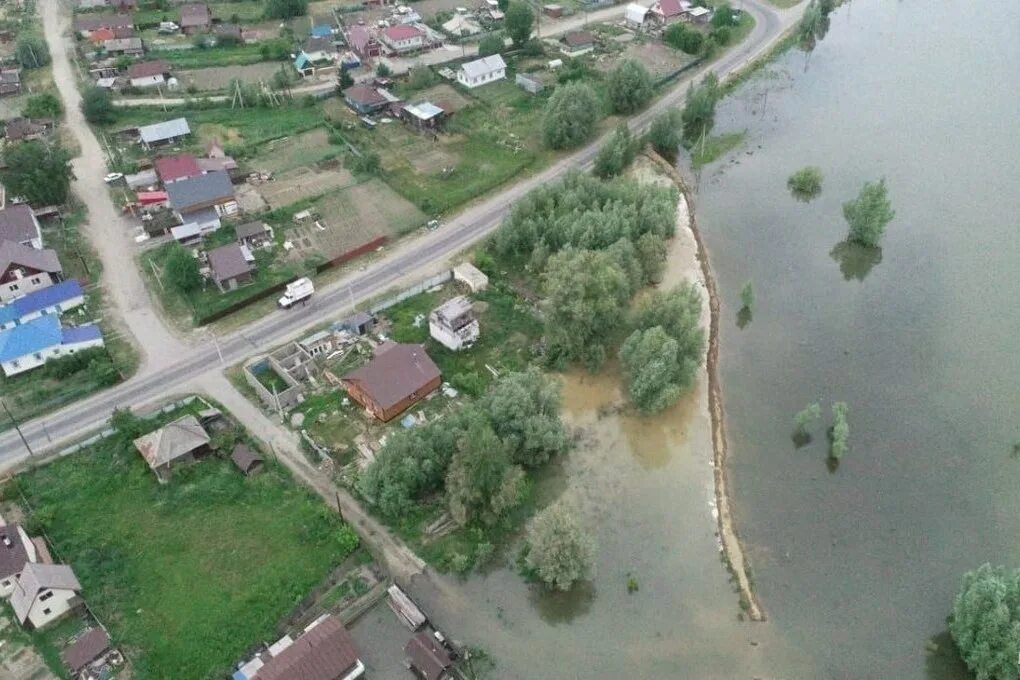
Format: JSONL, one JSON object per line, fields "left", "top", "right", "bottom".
{"left": 399, "top": 157, "right": 815, "bottom": 680}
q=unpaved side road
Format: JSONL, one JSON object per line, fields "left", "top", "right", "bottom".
{"left": 40, "top": 0, "right": 186, "bottom": 373}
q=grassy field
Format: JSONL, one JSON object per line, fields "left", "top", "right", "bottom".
{"left": 149, "top": 42, "right": 289, "bottom": 69}
{"left": 689, "top": 130, "right": 746, "bottom": 167}
{"left": 11, "top": 405, "right": 355, "bottom": 679}
{"left": 0, "top": 213, "right": 137, "bottom": 433}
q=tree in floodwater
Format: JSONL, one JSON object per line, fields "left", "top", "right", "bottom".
{"left": 829, "top": 401, "right": 849, "bottom": 460}
{"left": 681, "top": 73, "right": 720, "bottom": 148}
{"left": 843, "top": 178, "right": 895, "bottom": 247}
{"left": 949, "top": 563, "right": 1020, "bottom": 680}
{"left": 798, "top": 0, "right": 831, "bottom": 52}
{"left": 524, "top": 503, "right": 595, "bottom": 591}
{"left": 740, "top": 281, "right": 754, "bottom": 310}
{"left": 793, "top": 403, "right": 821, "bottom": 445}
{"left": 787, "top": 166, "right": 824, "bottom": 201}
{"left": 648, "top": 108, "right": 684, "bottom": 158}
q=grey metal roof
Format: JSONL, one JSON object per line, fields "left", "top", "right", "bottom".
{"left": 0, "top": 524, "right": 32, "bottom": 580}
{"left": 0, "top": 240, "right": 60, "bottom": 275}
{"left": 11, "top": 562, "right": 81, "bottom": 623}
{"left": 138, "top": 117, "right": 190, "bottom": 144}
{"left": 207, "top": 243, "right": 253, "bottom": 282}
{"left": 165, "top": 170, "right": 233, "bottom": 212}
{"left": 404, "top": 102, "right": 444, "bottom": 120}
{"left": 0, "top": 205, "right": 40, "bottom": 245}
{"left": 104, "top": 37, "right": 142, "bottom": 51}
{"left": 133, "top": 414, "right": 210, "bottom": 469}
{"left": 459, "top": 54, "right": 506, "bottom": 80}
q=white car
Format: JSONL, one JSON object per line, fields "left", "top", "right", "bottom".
{"left": 103, "top": 172, "right": 124, "bottom": 184}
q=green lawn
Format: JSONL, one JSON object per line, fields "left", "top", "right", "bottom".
{"left": 210, "top": 0, "right": 267, "bottom": 21}
{"left": 13, "top": 407, "right": 354, "bottom": 680}
{"left": 149, "top": 42, "right": 289, "bottom": 69}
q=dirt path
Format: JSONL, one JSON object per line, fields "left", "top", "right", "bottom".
{"left": 40, "top": 0, "right": 186, "bottom": 373}
{"left": 645, "top": 150, "right": 765, "bottom": 621}
{"left": 193, "top": 373, "right": 429, "bottom": 583}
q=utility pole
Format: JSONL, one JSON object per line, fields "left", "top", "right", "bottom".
{"left": 1, "top": 400, "right": 34, "bottom": 457}
{"left": 209, "top": 329, "right": 224, "bottom": 365}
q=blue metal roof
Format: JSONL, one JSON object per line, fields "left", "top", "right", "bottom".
{"left": 0, "top": 280, "right": 84, "bottom": 326}
{"left": 310, "top": 24, "right": 332, "bottom": 38}
{"left": 0, "top": 315, "right": 62, "bottom": 362}
{"left": 61, "top": 324, "right": 102, "bottom": 344}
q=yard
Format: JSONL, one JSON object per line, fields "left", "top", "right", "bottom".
{"left": 10, "top": 403, "right": 356, "bottom": 680}
{"left": 175, "top": 61, "right": 291, "bottom": 92}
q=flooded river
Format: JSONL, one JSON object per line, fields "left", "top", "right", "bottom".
{"left": 697, "top": 0, "right": 1020, "bottom": 677}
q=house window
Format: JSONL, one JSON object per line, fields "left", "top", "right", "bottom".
{"left": 42, "top": 607, "right": 51, "bottom": 615}
{"left": 30, "top": 277, "right": 40, "bottom": 284}
{"left": 39, "top": 590, "right": 53, "bottom": 601}
{"left": 33, "top": 353, "right": 42, "bottom": 360}
{"left": 9, "top": 284, "right": 17, "bottom": 291}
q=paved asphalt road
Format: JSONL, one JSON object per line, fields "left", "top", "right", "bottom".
{"left": 0, "top": 0, "right": 795, "bottom": 465}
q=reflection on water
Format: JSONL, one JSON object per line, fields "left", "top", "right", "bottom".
{"left": 528, "top": 579, "right": 596, "bottom": 625}
{"left": 736, "top": 306, "right": 753, "bottom": 329}
{"left": 829, "top": 240, "right": 883, "bottom": 281}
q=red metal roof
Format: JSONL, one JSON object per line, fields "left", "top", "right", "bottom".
{"left": 252, "top": 616, "right": 361, "bottom": 680}
{"left": 136, "top": 191, "right": 168, "bottom": 204}
{"left": 153, "top": 154, "right": 202, "bottom": 183}
{"left": 382, "top": 24, "right": 422, "bottom": 41}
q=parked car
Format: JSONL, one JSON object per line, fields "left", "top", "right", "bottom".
{"left": 104, "top": 172, "right": 124, "bottom": 183}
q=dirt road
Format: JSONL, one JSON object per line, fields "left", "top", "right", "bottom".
{"left": 40, "top": 0, "right": 186, "bottom": 373}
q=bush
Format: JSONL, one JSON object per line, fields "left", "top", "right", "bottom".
{"left": 345, "top": 150, "right": 381, "bottom": 176}
{"left": 648, "top": 108, "right": 684, "bottom": 157}
{"left": 950, "top": 563, "right": 1020, "bottom": 680}
{"left": 606, "top": 58, "right": 653, "bottom": 114}
{"left": 81, "top": 86, "right": 117, "bottom": 125}
{"left": 593, "top": 124, "right": 637, "bottom": 179}
{"left": 264, "top": 0, "right": 307, "bottom": 19}
{"left": 542, "top": 81, "right": 600, "bottom": 150}
{"left": 15, "top": 33, "right": 50, "bottom": 69}
{"left": 843, "top": 178, "right": 894, "bottom": 247}
{"left": 23, "top": 92, "right": 63, "bottom": 119}
{"left": 663, "top": 23, "right": 704, "bottom": 55}
{"left": 787, "top": 166, "right": 823, "bottom": 200}
{"left": 477, "top": 34, "right": 504, "bottom": 57}
{"left": 710, "top": 26, "right": 732, "bottom": 46}
{"left": 710, "top": 3, "right": 737, "bottom": 28}
{"left": 829, "top": 401, "right": 849, "bottom": 460}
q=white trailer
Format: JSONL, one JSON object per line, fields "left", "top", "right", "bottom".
{"left": 278, "top": 278, "right": 314, "bottom": 308}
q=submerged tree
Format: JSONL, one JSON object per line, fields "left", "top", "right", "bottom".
{"left": 681, "top": 73, "right": 720, "bottom": 147}
{"left": 740, "top": 281, "right": 754, "bottom": 310}
{"left": 525, "top": 503, "right": 595, "bottom": 591}
{"left": 787, "top": 166, "right": 823, "bottom": 201}
{"left": 829, "top": 401, "right": 849, "bottom": 460}
{"left": 949, "top": 563, "right": 1020, "bottom": 680}
{"left": 620, "top": 326, "right": 684, "bottom": 413}
{"left": 843, "top": 178, "right": 895, "bottom": 247}
{"left": 793, "top": 403, "right": 822, "bottom": 443}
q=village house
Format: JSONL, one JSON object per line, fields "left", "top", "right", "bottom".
{"left": 0, "top": 280, "right": 86, "bottom": 331}
{"left": 515, "top": 72, "right": 543, "bottom": 94}
{"left": 624, "top": 2, "right": 650, "bottom": 27}
{"left": 0, "top": 316, "right": 105, "bottom": 377}
{"left": 0, "top": 240, "right": 62, "bottom": 303}
{"left": 342, "top": 84, "right": 396, "bottom": 115}
{"left": 456, "top": 54, "right": 506, "bottom": 89}
{"left": 207, "top": 243, "right": 255, "bottom": 292}
{"left": 103, "top": 36, "right": 143, "bottom": 56}
{"left": 404, "top": 632, "right": 454, "bottom": 680}
{"left": 341, "top": 342, "right": 441, "bottom": 422}
{"left": 0, "top": 204, "right": 43, "bottom": 249}
{"left": 165, "top": 169, "right": 237, "bottom": 230}
{"left": 0, "top": 68, "right": 21, "bottom": 97}
{"left": 213, "top": 22, "right": 242, "bottom": 43}
{"left": 560, "top": 30, "right": 595, "bottom": 56}
{"left": 138, "top": 117, "right": 191, "bottom": 148}
{"left": 132, "top": 414, "right": 211, "bottom": 483}
{"left": 179, "top": 3, "right": 211, "bottom": 34}
{"left": 11, "top": 562, "right": 83, "bottom": 630}
{"left": 0, "top": 523, "right": 44, "bottom": 598}
{"left": 379, "top": 24, "right": 425, "bottom": 54}
{"left": 250, "top": 615, "right": 365, "bottom": 680}
{"left": 73, "top": 13, "right": 133, "bottom": 38}
{"left": 428, "top": 295, "right": 479, "bottom": 351}
{"left": 62, "top": 628, "right": 113, "bottom": 678}
{"left": 201, "top": 139, "right": 239, "bottom": 176}
{"left": 310, "top": 14, "right": 336, "bottom": 39}
{"left": 126, "top": 60, "right": 169, "bottom": 88}
{"left": 235, "top": 221, "right": 272, "bottom": 248}
{"left": 650, "top": 0, "right": 690, "bottom": 24}
{"left": 347, "top": 26, "right": 381, "bottom": 60}
{"left": 402, "top": 101, "right": 445, "bottom": 131}
{"left": 3, "top": 117, "right": 52, "bottom": 142}
{"left": 294, "top": 36, "right": 336, "bottom": 76}
{"left": 154, "top": 153, "right": 202, "bottom": 184}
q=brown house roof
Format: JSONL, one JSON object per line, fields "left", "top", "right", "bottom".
{"left": 179, "top": 2, "right": 211, "bottom": 28}
{"left": 207, "top": 243, "right": 253, "bottom": 283}
{"left": 343, "top": 85, "right": 387, "bottom": 107}
{"left": 405, "top": 632, "right": 453, "bottom": 680}
{"left": 132, "top": 414, "right": 210, "bottom": 470}
{"left": 342, "top": 343, "right": 440, "bottom": 412}
{"left": 230, "top": 444, "right": 263, "bottom": 474}
{"left": 252, "top": 616, "right": 360, "bottom": 680}
{"left": 63, "top": 628, "right": 112, "bottom": 674}
{"left": 0, "top": 204, "right": 39, "bottom": 244}
{"left": 127, "top": 60, "right": 169, "bottom": 79}
{"left": 0, "top": 240, "right": 61, "bottom": 277}
{"left": 0, "top": 524, "right": 32, "bottom": 580}
{"left": 74, "top": 13, "right": 133, "bottom": 33}
{"left": 563, "top": 30, "right": 594, "bottom": 47}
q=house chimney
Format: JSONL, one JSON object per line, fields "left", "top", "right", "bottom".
{"left": 2, "top": 535, "right": 12, "bottom": 548}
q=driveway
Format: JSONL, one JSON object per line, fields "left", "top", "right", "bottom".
{"left": 40, "top": 0, "right": 187, "bottom": 373}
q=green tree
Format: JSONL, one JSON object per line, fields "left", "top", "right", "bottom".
{"left": 478, "top": 33, "right": 504, "bottom": 57}
{"left": 635, "top": 232, "right": 668, "bottom": 284}
{"left": 709, "top": 26, "right": 732, "bottom": 46}
{"left": 524, "top": 503, "right": 594, "bottom": 591}
{"left": 843, "top": 178, "right": 894, "bottom": 247}
{"left": 23, "top": 92, "right": 63, "bottom": 120}
{"left": 593, "top": 124, "right": 637, "bottom": 179}
{"left": 109, "top": 407, "right": 148, "bottom": 440}
{"left": 446, "top": 418, "right": 526, "bottom": 526}
{"left": 163, "top": 242, "right": 203, "bottom": 294}
{"left": 740, "top": 280, "right": 754, "bottom": 309}
{"left": 648, "top": 108, "right": 684, "bottom": 158}
{"left": 482, "top": 369, "right": 570, "bottom": 468}
{"left": 681, "top": 73, "right": 720, "bottom": 145}
{"left": 607, "top": 58, "right": 653, "bottom": 114}
{"left": 829, "top": 401, "right": 849, "bottom": 460}
{"left": 793, "top": 402, "right": 821, "bottom": 437}
{"left": 787, "top": 166, "right": 823, "bottom": 201}
{"left": 542, "top": 81, "right": 600, "bottom": 150}
{"left": 710, "top": 3, "right": 737, "bottom": 28}
{"left": 345, "top": 149, "right": 382, "bottom": 176}
{"left": 337, "top": 68, "right": 354, "bottom": 91}
{"left": 14, "top": 33, "right": 50, "bottom": 69}
{"left": 620, "top": 326, "right": 685, "bottom": 413}
{"left": 663, "top": 23, "right": 703, "bottom": 55}
{"left": 264, "top": 0, "right": 307, "bottom": 19}
{"left": 375, "top": 62, "right": 391, "bottom": 77}
{"left": 505, "top": 1, "right": 535, "bottom": 46}
{"left": 798, "top": 0, "right": 831, "bottom": 51}
{"left": 542, "top": 248, "right": 631, "bottom": 369}
{"left": 1, "top": 141, "right": 74, "bottom": 205}
{"left": 950, "top": 563, "right": 1020, "bottom": 680}
{"left": 632, "top": 284, "right": 705, "bottom": 359}
{"left": 81, "top": 86, "right": 117, "bottom": 125}
{"left": 497, "top": 0, "right": 509, "bottom": 10}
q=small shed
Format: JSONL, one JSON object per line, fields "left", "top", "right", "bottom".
{"left": 402, "top": 102, "right": 445, "bottom": 131}
{"left": 543, "top": 3, "right": 563, "bottom": 17}
{"left": 625, "top": 2, "right": 649, "bottom": 27}
{"left": 453, "top": 262, "right": 488, "bottom": 292}
{"left": 515, "top": 72, "right": 543, "bottom": 94}
{"left": 336, "top": 311, "right": 375, "bottom": 336}
{"left": 230, "top": 444, "right": 264, "bottom": 476}
{"left": 404, "top": 632, "right": 453, "bottom": 680}
{"left": 132, "top": 414, "right": 211, "bottom": 483}
{"left": 62, "top": 628, "right": 111, "bottom": 676}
